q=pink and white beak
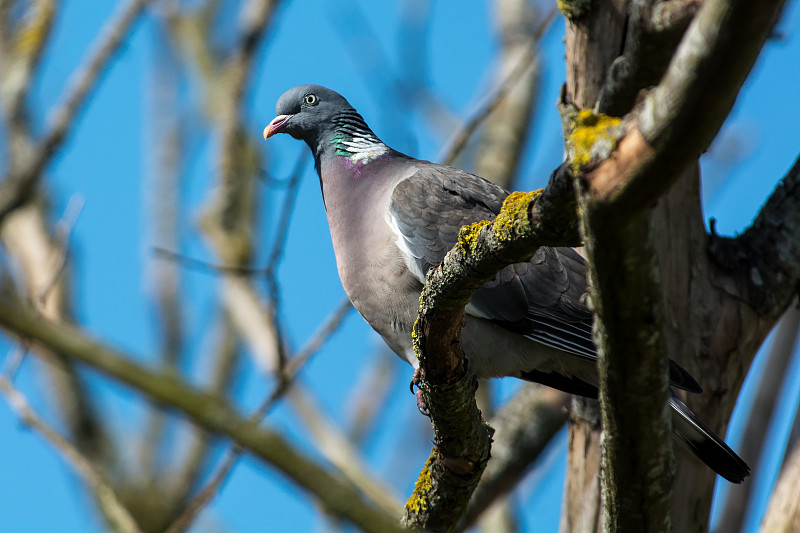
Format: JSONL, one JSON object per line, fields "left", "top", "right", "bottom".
{"left": 263, "top": 114, "right": 293, "bottom": 139}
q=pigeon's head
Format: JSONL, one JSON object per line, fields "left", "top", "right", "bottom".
{"left": 263, "top": 85, "right": 352, "bottom": 142}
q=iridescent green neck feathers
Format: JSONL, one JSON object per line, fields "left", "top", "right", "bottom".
{"left": 330, "top": 110, "right": 388, "bottom": 164}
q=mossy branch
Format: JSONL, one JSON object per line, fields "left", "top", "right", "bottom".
{"left": 402, "top": 166, "right": 581, "bottom": 530}
{"left": 558, "top": 0, "right": 788, "bottom": 529}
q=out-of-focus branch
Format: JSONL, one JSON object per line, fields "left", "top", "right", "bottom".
{"left": 199, "top": 0, "right": 282, "bottom": 255}
{"left": 786, "top": 391, "right": 800, "bottom": 462}
{"left": 0, "top": 0, "right": 57, "bottom": 119}
{"left": 0, "top": 199, "right": 111, "bottom": 464}
{"left": 0, "top": 0, "right": 152, "bottom": 222}
{"left": 38, "top": 194, "right": 84, "bottom": 305}
{"left": 288, "top": 386, "right": 403, "bottom": 517}
{"left": 277, "top": 296, "right": 353, "bottom": 392}
{"left": 140, "top": 19, "right": 184, "bottom": 482}
{"left": 173, "top": 1, "right": 285, "bottom": 377}
{"left": 716, "top": 303, "right": 800, "bottom": 533}
{"left": 164, "top": 299, "right": 353, "bottom": 533}
{"left": 759, "top": 440, "right": 800, "bottom": 533}
{"left": 163, "top": 450, "right": 239, "bottom": 533}
{"left": 459, "top": 385, "right": 569, "bottom": 531}
{"left": 472, "top": 0, "right": 544, "bottom": 190}
{"left": 265, "top": 153, "right": 308, "bottom": 277}
{"left": 346, "top": 352, "right": 397, "bottom": 445}
{"left": 0, "top": 297, "right": 406, "bottom": 533}
{"left": 0, "top": 377, "right": 140, "bottom": 533}
{"left": 166, "top": 311, "right": 241, "bottom": 515}
{"left": 438, "top": 8, "right": 556, "bottom": 168}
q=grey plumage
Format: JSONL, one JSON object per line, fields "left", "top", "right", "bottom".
{"left": 264, "top": 84, "right": 749, "bottom": 483}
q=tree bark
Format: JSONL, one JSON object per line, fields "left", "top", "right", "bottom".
{"left": 561, "top": 0, "right": 628, "bottom": 526}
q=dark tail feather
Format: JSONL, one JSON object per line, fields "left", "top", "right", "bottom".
{"left": 670, "top": 392, "right": 750, "bottom": 483}
{"left": 669, "top": 360, "right": 703, "bottom": 393}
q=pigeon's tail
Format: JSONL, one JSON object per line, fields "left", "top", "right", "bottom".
{"left": 670, "top": 392, "right": 750, "bottom": 483}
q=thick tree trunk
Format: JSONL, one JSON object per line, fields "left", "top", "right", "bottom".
{"left": 561, "top": 0, "right": 628, "bottom": 528}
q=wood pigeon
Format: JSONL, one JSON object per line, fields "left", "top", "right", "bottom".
{"left": 264, "top": 84, "right": 749, "bottom": 483}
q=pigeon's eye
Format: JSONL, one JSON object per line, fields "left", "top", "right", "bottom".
{"left": 304, "top": 94, "right": 318, "bottom": 106}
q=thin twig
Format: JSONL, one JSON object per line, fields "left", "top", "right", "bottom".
{"left": 39, "top": 194, "right": 84, "bottom": 305}
{"left": 288, "top": 386, "right": 403, "bottom": 517}
{"left": 266, "top": 152, "right": 308, "bottom": 273}
{"left": 2, "top": 342, "right": 29, "bottom": 380}
{"left": 0, "top": 298, "right": 406, "bottom": 533}
{"left": 163, "top": 449, "right": 240, "bottom": 533}
{"left": 345, "top": 353, "right": 396, "bottom": 445}
{"left": 328, "top": 1, "right": 445, "bottom": 142}
{"left": 0, "top": 376, "right": 141, "bottom": 533}
{"left": 155, "top": 297, "right": 353, "bottom": 533}
{"left": 437, "top": 7, "right": 556, "bottom": 166}
{"left": 153, "top": 247, "right": 268, "bottom": 277}
{"left": 259, "top": 296, "right": 354, "bottom": 416}
{"left": 0, "top": 0, "right": 152, "bottom": 221}
{"left": 173, "top": 297, "right": 350, "bottom": 528}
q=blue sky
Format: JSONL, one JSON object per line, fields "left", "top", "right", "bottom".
{"left": 1, "top": 1, "right": 799, "bottom": 531}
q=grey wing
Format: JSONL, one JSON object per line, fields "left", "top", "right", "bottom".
{"left": 478, "top": 246, "right": 596, "bottom": 359}
{"left": 389, "top": 164, "right": 509, "bottom": 280}
{"left": 389, "top": 164, "right": 701, "bottom": 393}
{"left": 388, "top": 164, "right": 593, "bottom": 352}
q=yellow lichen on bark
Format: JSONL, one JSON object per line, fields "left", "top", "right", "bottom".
{"left": 567, "top": 110, "right": 623, "bottom": 175}
{"left": 457, "top": 220, "right": 491, "bottom": 257}
{"left": 412, "top": 316, "right": 422, "bottom": 361}
{"left": 14, "top": 0, "right": 55, "bottom": 57}
{"left": 493, "top": 189, "right": 541, "bottom": 242}
{"left": 557, "top": 0, "right": 591, "bottom": 21}
{"left": 405, "top": 448, "right": 436, "bottom": 514}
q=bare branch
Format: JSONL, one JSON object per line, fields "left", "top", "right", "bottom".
{"left": 0, "top": 376, "right": 141, "bottom": 533}
{"left": 38, "top": 193, "right": 84, "bottom": 305}
{"left": 288, "top": 386, "right": 403, "bottom": 517}
{"left": 404, "top": 168, "right": 579, "bottom": 529}
{"left": 710, "top": 154, "right": 800, "bottom": 319}
{"left": 582, "top": 206, "right": 673, "bottom": 533}
{"left": 759, "top": 440, "right": 800, "bottom": 533}
{"left": 596, "top": 0, "right": 701, "bottom": 116}
{"left": 163, "top": 450, "right": 239, "bottom": 533}
{"left": 346, "top": 353, "right": 397, "bottom": 445}
{"left": 438, "top": 8, "right": 556, "bottom": 167}
{"left": 266, "top": 153, "right": 309, "bottom": 274}
{"left": 472, "top": 0, "right": 544, "bottom": 190}
{"left": 0, "top": 0, "right": 152, "bottom": 222}
{"left": 280, "top": 297, "right": 354, "bottom": 385}
{"left": 459, "top": 385, "right": 569, "bottom": 530}
{"left": 0, "top": 297, "right": 406, "bottom": 533}
{"left": 716, "top": 304, "right": 800, "bottom": 533}
{"left": 153, "top": 247, "right": 268, "bottom": 277}
{"left": 584, "top": 0, "right": 789, "bottom": 212}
